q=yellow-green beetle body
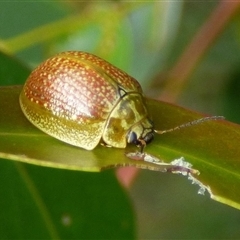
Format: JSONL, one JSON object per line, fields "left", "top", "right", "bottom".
{"left": 19, "top": 51, "right": 154, "bottom": 150}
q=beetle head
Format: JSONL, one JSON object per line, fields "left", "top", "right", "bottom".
{"left": 127, "top": 118, "right": 154, "bottom": 152}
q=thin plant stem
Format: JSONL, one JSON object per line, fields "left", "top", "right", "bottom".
{"left": 158, "top": 1, "right": 240, "bottom": 103}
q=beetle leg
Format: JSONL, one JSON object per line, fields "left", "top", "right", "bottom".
{"left": 137, "top": 139, "right": 146, "bottom": 153}
{"left": 100, "top": 142, "right": 112, "bottom": 148}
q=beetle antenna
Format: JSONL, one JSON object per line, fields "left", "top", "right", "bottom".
{"left": 154, "top": 116, "right": 225, "bottom": 135}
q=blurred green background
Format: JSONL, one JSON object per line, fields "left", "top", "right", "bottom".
{"left": 1, "top": 1, "right": 240, "bottom": 239}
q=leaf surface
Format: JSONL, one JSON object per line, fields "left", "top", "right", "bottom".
{"left": 1, "top": 86, "right": 240, "bottom": 210}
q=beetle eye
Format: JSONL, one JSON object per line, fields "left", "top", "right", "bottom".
{"left": 127, "top": 131, "right": 138, "bottom": 144}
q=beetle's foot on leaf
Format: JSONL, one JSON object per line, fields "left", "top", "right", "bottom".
{"left": 100, "top": 142, "right": 112, "bottom": 148}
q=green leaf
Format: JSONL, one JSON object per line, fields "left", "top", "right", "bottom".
{"left": 0, "top": 86, "right": 174, "bottom": 173}
{"left": 0, "top": 51, "right": 30, "bottom": 85}
{"left": 0, "top": 161, "right": 135, "bottom": 239}
{"left": 148, "top": 104, "right": 240, "bottom": 210}
{"left": 1, "top": 85, "right": 240, "bottom": 211}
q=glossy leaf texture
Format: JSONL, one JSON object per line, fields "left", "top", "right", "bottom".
{"left": 1, "top": 86, "right": 240, "bottom": 210}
